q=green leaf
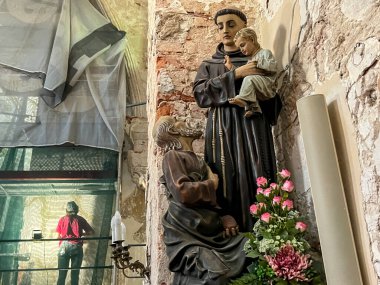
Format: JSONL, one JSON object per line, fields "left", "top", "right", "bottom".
{"left": 286, "top": 219, "right": 296, "bottom": 228}
{"left": 312, "top": 276, "right": 326, "bottom": 285}
{"left": 275, "top": 280, "right": 289, "bottom": 285}
{"left": 262, "top": 232, "right": 272, "bottom": 239}
{"left": 246, "top": 251, "right": 260, "bottom": 259}
{"left": 228, "top": 273, "right": 259, "bottom": 285}
{"left": 243, "top": 232, "right": 255, "bottom": 239}
{"left": 280, "top": 230, "right": 289, "bottom": 239}
{"left": 257, "top": 195, "right": 266, "bottom": 203}
{"left": 246, "top": 262, "right": 256, "bottom": 273}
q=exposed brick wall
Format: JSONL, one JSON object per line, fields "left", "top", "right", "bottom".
{"left": 145, "top": 2, "right": 257, "bottom": 283}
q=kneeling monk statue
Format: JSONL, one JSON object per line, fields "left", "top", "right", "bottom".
{"left": 153, "top": 116, "right": 246, "bottom": 285}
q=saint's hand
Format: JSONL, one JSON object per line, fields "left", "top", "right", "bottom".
{"left": 234, "top": 62, "right": 264, "bottom": 79}
{"left": 221, "top": 215, "right": 239, "bottom": 238}
{"left": 224, "top": 55, "right": 234, "bottom": 70}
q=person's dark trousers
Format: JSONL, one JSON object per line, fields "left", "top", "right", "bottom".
{"left": 57, "top": 242, "right": 84, "bottom": 285}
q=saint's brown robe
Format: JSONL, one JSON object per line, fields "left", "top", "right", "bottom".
{"left": 161, "top": 150, "right": 246, "bottom": 285}
{"left": 193, "top": 43, "right": 277, "bottom": 232}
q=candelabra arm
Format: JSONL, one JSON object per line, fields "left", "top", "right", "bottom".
{"left": 111, "top": 242, "right": 149, "bottom": 279}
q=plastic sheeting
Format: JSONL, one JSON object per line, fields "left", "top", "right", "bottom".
{"left": 0, "top": 0, "right": 127, "bottom": 151}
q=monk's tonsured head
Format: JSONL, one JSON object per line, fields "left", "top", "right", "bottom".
{"left": 153, "top": 116, "right": 202, "bottom": 152}
{"left": 214, "top": 8, "right": 247, "bottom": 51}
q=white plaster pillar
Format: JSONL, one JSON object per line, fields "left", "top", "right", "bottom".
{"left": 297, "top": 94, "right": 363, "bottom": 285}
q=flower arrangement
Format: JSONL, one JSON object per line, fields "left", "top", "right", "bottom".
{"left": 230, "top": 169, "right": 325, "bottom": 285}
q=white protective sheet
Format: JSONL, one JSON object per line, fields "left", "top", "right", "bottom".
{"left": 0, "top": 0, "right": 126, "bottom": 151}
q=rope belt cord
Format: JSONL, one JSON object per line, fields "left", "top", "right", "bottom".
{"left": 218, "top": 109, "right": 227, "bottom": 198}
{"left": 212, "top": 108, "right": 216, "bottom": 163}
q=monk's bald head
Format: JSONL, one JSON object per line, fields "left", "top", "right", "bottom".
{"left": 214, "top": 7, "right": 247, "bottom": 25}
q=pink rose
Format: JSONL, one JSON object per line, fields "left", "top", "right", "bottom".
{"left": 282, "top": 199, "right": 293, "bottom": 210}
{"left": 263, "top": 188, "right": 271, "bottom": 197}
{"left": 279, "top": 169, "right": 291, "bottom": 178}
{"left": 272, "top": 196, "right": 282, "bottom": 205}
{"left": 258, "top": 202, "right": 266, "bottom": 210}
{"left": 261, "top": 212, "right": 271, "bottom": 223}
{"left": 256, "top": 187, "right": 264, "bottom": 195}
{"left": 256, "top": 176, "right": 268, "bottom": 187}
{"left": 295, "top": 221, "right": 308, "bottom": 232}
{"left": 282, "top": 180, "right": 294, "bottom": 192}
{"left": 270, "top": 183, "right": 278, "bottom": 189}
{"left": 250, "top": 204, "right": 259, "bottom": 215}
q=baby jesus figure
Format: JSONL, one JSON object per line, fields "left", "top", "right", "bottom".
{"left": 225, "top": 27, "right": 277, "bottom": 118}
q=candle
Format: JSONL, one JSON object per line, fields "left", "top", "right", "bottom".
{"left": 112, "top": 211, "right": 123, "bottom": 243}
{"left": 297, "top": 94, "right": 363, "bottom": 285}
{"left": 111, "top": 215, "right": 116, "bottom": 244}
{"left": 121, "top": 222, "right": 128, "bottom": 247}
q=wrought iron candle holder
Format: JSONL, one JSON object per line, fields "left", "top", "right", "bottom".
{"left": 111, "top": 241, "right": 149, "bottom": 279}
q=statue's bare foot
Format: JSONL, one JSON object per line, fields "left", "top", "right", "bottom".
{"left": 244, "top": 110, "right": 253, "bottom": 118}
{"left": 228, "top": 98, "right": 247, "bottom": 108}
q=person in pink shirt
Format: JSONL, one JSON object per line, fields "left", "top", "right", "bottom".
{"left": 56, "top": 201, "right": 94, "bottom": 285}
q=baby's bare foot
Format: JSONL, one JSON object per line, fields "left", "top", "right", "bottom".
{"left": 244, "top": 110, "right": 253, "bottom": 118}
{"left": 229, "top": 98, "right": 247, "bottom": 108}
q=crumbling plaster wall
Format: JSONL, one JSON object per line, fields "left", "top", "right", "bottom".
{"left": 250, "top": 0, "right": 379, "bottom": 283}
{"left": 145, "top": 0, "right": 379, "bottom": 284}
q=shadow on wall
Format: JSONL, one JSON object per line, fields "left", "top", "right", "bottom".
{"left": 273, "top": 24, "right": 287, "bottom": 72}
{"left": 272, "top": 25, "right": 320, "bottom": 244}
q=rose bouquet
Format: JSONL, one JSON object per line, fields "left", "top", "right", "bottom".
{"left": 230, "top": 169, "right": 325, "bottom": 285}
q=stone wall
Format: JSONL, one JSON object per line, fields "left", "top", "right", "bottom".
{"left": 145, "top": 0, "right": 379, "bottom": 285}
{"left": 252, "top": 0, "right": 379, "bottom": 283}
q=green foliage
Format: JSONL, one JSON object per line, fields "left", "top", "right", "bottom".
{"left": 247, "top": 209, "right": 309, "bottom": 255}
{"left": 235, "top": 170, "right": 326, "bottom": 285}
{"left": 228, "top": 273, "right": 259, "bottom": 285}
{"left": 229, "top": 260, "right": 275, "bottom": 285}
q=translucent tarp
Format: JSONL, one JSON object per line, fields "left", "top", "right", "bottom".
{"left": 0, "top": 0, "right": 127, "bottom": 151}
{"left": 0, "top": 147, "right": 118, "bottom": 172}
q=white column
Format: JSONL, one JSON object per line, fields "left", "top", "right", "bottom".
{"left": 297, "top": 94, "right": 363, "bottom": 285}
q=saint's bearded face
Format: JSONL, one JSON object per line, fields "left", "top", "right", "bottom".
{"left": 215, "top": 14, "right": 246, "bottom": 51}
